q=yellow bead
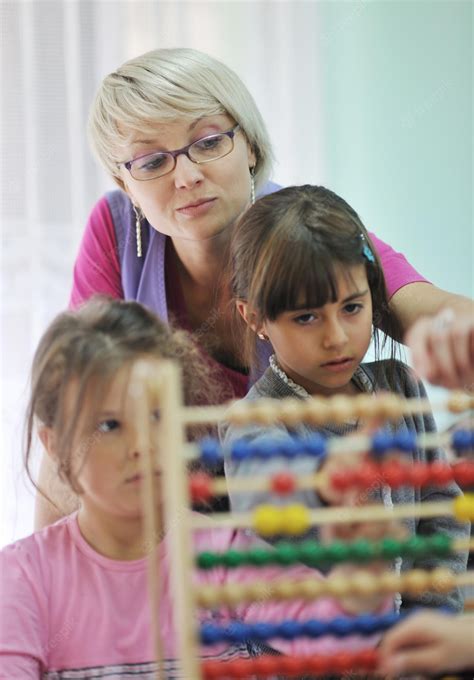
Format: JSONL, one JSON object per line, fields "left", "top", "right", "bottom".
{"left": 402, "top": 569, "right": 431, "bottom": 595}
{"left": 282, "top": 504, "right": 310, "bottom": 535}
{"left": 351, "top": 571, "right": 378, "bottom": 596}
{"left": 326, "top": 576, "right": 352, "bottom": 598}
{"left": 447, "top": 392, "right": 473, "bottom": 413}
{"left": 376, "top": 394, "right": 404, "bottom": 421}
{"left": 278, "top": 398, "right": 304, "bottom": 426}
{"left": 227, "top": 402, "right": 252, "bottom": 425}
{"left": 251, "top": 399, "right": 279, "bottom": 425}
{"left": 253, "top": 505, "right": 281, "bottom": 536}
{"left": 273, "top": 579, "right": 296, "bottom": 600}
{"left": 353, "top": 394, "right": 376, "bottom": 420}
{"left": 295, "top": 578, "right": 324, "bottom": 600}
{"left": 222, "top": 583, "right": 245, "bottom": 606}
{"left": 196, "top": 585, "right": 220, "bottom": 608}
{"left": 430, "top": 568, "right": 456, "bottom": 594}
{"left": 453, "top": 494, "right": 474, "bottom": 522}
{"left": 377, "top": 571, "right": 401, "bottom": 594}
{"left": 248, "top": 581, "right": 270, "bottom": 602}
{"left": 304, "top": 398, "right": 331, "bottom": 426}
{"left": 327, "top": 396, "right": 354, "bottom": 423}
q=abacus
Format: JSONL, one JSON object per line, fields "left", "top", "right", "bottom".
{"left": 132, "top": 360, "right": 474, "bottom": 679}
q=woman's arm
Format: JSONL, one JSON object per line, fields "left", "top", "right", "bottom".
{"left": 34, "top": 453, "right": 79, "bottom": 530}
{"left": 394, "top": 282, "right": 474, "bottom": 389}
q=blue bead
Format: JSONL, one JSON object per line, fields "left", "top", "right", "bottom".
{"left": 382, "top": 612, "right": 402, "bottom": 630}
{"left": 371, "top": 431, "right": 392, "bottom": 456}
{"left": 305, "top": 434, "right": 327, "bottom": 458}
{"left": 452, "top": 429, "right": 473, "bottom": 452}
{"left": 231, "top": 439, "right": 251, "bottom": 462}
{"left": 200, "top": 438, "right": 221, "bottom": 465}
{"left": 356, "top": 614, "right": 378, "bottom": 635}
{"left": 277, "top": 620, "right": 301, "bottom": 640}
{"left": 302, "top": 619, "right": 326, "bottom": 638}
{"left": 282, "top": 437, "right": 302, "bottom": 459}
{"left": 252, "top": 439, "right": 275, "bottom": 460}
{"left": 393, "top": 430, "right": 417, "bottom": 453}
{"left": 251, "top": 622, "right": 274, "bottom": 640}
{"left": 226, "top": 622, "right": 249, "bottom": 643}
{"left": 201, "top": 624, "right": 223, "bottom": 645}
{"left": 330, "top": 617, "right": 354, "bottom": 637}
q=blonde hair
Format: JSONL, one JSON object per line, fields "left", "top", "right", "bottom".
{"left": 88, "top": 48, "right": 273, "bottom": 190}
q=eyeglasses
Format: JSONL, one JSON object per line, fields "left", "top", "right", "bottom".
{"left": 120, "top": 124, "right": 241, "bottom": 181}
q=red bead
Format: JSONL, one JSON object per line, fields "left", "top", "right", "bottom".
{"left": 225, "top": 659, "right": 252, "bottom": 678}
{"left": 201, "top": 660, "right": 221, "bottom": 679}
{"left": 332, "top": 651, "right": 356, "bottom": 673}
{"left": 381, "top": 459, "right": 408, "bottom": 488}
{"left": 354, "top": 461, "right": 381, "bottom": 488}
{"left": 251, "top": 655, "right": 279, "bottom": 675}
{"left": 408, "top": 462, "right": 431, "bottom": 486}
{"left": 189, "top": 472, "right": 213, "bottom": 504}
{"left": 453, "top": 460, "right": 474, "bottom": 487}
{"left": 279, "top": 655, "right": 306, "bottom": 676}
{"left": 356, "top": 648, "right": 379, "bottom": 670}
{"left": 271, "top": 471, "right": 296, "bottom": 495}
{"left": 429, "top": 462, "right": 454, "bottom": 486}
{"left": 330, "top": 470, "right": 352, "bottom": 491}
{"left": 307, "top": 655, "right": 330, "bottom": 674}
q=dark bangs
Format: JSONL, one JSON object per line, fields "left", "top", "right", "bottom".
{"left": 249, "top": 221, "right": 366, "bottom": 322}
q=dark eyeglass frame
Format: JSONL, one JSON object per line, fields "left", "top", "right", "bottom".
{"left": 119, "top": 124, "right": 241, "bottom": 181}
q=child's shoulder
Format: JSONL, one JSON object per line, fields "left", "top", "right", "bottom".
{"left": 361, "top": 359, "right": 426, "bottom": 398}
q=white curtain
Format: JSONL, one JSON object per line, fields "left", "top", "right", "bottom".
{"left": 1, "top": 0, "right": 471, "bottom": 546}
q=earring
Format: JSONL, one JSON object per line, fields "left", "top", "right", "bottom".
{"left": 250, "top": 167, "right": 256, "bottom": 205}
{"left": 133, "top": 205, "right": 142, "bottom": 258}
{"left": 257, "top": 332, "right": 268, "bottom": 341}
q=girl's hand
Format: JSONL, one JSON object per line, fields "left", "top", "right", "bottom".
{"left": 406, "top": 306, "right": 474, "bottom": 391}
{"left": 377, "top": 611, "right": 474, "bottom": 676}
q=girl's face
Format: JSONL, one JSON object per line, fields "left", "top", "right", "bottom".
{"left": 67, "top": 358, "right": 162, "bottom": 521}
{"left": 120, "top": 114, "right": 256, "bottom": 242}
{"left": 260, "top": 264, "right": 373, "bottom": 397}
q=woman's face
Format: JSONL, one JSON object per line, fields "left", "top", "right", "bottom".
{"left": 120, "top": 114, "right": 256, "bottom": 242}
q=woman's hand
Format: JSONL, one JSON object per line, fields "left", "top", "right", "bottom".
{"left": 405, "top": 305, "right": 474, "bottom": 391}
{"left": 377, "top": 611, "right": 474, "bottom": 676}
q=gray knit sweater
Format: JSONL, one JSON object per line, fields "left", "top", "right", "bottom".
{"left": 220, "top": 360, "right": 469, "bottom": 612}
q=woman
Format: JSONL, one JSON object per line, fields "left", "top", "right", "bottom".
{"left": 37, "top": 47, "right": 472, "bottom": 527}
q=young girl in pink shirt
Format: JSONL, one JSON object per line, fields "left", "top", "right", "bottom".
{"left": 0, "top": 298, "right": 391, "bottom": 679}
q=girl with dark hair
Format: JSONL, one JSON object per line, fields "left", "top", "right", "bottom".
{"left": 223, "top": 184, "right": 469, "bottom": 613}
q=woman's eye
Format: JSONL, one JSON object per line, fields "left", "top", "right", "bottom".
{"left": 344, "top": 303, "right": 363, "bottom": 315}
{"left": 97, "top": 419, "right": 120, "bottom": 433}
{"left": 194, "top": 135, "right": 223, "bottom": 151}
{"left": 294, "top": 313, "right": 316, "bottom": 325}
{"left": 138, "top": 154, "right": 168, "bottom": 172}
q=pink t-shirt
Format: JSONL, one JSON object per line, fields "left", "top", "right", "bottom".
{"left": 0, "top": 514, "right": 390, "bottom": 679}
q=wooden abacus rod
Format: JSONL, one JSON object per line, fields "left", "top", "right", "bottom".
{"left": 190, "top": 496, "right": 473, "bottom": 532}
{"left": 181, "top": 392, "right": 473, "bottom": 426}
{"left": 195, "top": 567, "right": 474, "bottom": 608}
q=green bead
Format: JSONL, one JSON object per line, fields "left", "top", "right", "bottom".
{"left": 350, "top": 539, "right": 376, "bottom": 562}
{"left": 429, "top": 534, "right": 452, "bottom": 556}
{"left": 222, "top": 549, "right": 245, "bottom": 567}
{"left": 247, "top": 547, "right": 273, "bottom": 566}
{"left": 197, "top": 551, "right": 220, "bottom": 569}
{"left": 299, "top": 540, "right": 324, "bottom": 566}
{"left": 380, "top": 538, "right": 402, "bottom": 559}
{"left": 275, "top": 541, "right": 299, "bottom": 565}
{"left": 325, "top": 541, "right": 351, "bottom": 564}
{"left": 404, "top": 536, "right": 427, "bottom": 558}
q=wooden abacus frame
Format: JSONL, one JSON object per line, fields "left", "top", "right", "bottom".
{"left": 132, "top": 359, "right": 473, "bottom": 680}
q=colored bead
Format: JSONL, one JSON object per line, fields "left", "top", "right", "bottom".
{"left": 282, "top": 437, "right": 303, "bottom": 459}
{"left": 356, "top": 613, "right": 378, "bottom": 635}
{"left": 326, "top": 576, "right": 351, "bottom": 597}
{"left": 354, "top": 461, "right": 380, "bottom": 488}
{"left": 405, "top": 536, "right": 428, "bottom": 558}
{"left": 429, "top": 533, "right": 452, "bottom": 556}
{"left": 189, "top": 472, "right": 213, "bottom": 504}
{"left": 382, "top": 459, "right": 408, "bottom": 488}
{"left": 295, "top": 578, "right": 324, "bottom": 599}
{"left": 325, "top": 541, "right": 351, "bottom": 564}
{"left": 299, "top": 540, "right": 325, "bottom": 566}
{"left": 357, "top": 648, "right": 379, "bottom": 670}
{"left": 271, "top": 471, "right": 296, "bottom": 495}
{"left": 378, "top": 571, "right": 400, "bottom": 593}
{"left": 248, "top": 582, "right": 269, "bottom": 602}
{"left": 380, "top": 537, "right": 403, "bottom": 559}
{"left": 279, "top": 399, "right": 304, "bottom": 426}
{"left": 226, "top": 621, "right": 248, "bottom": 643}
{"left": 277, "top": 620, "right": 301, "bottom": 640}
{"left": 452, "top": 429, "right": 474, "bottom": 452}
{"left": 275, "top": 541, "right": 299, "bottom": 565}
{"left": 252, "top": 399, "right": 278, "bottom": 424}
{"left": 351, "top": 539, "right": 376, "bottom": 562}
{"left": 273, "top": 580, "right": 295, "bottom": 599}
{"left": 331, "top": 470, "right": 352, "bottom": 492}
{"left": 222, "top": 549, "right": 245, "bottom": 568}
{"left": 453, "top": 493, "right": 474, "bottom": 521}
{"left": 247, "top": 547, "right": 273, "bottom": 566}
{"left": 371, "top": 430, "right": 392, "bottom": 455}
{"left": 447, "top": 392, "right": 473, "bottom": 413}
{"left": 377, "top": 394, "right": 404, "bottom": 420}
{"left": 201, "top": 624, "right": 223, "bottom": 645}
{"left": 304, "top": 433, "right": 327, "bottom": 457}
{"left": 353, "top": 393, "right": 376, "bottom": 419}
{"left": 253, "top": 439, "right": 275, "bottom": 460}
{"left": 196, "top": 551, "right": 220, "bottom": 570}
{"left": 227, "top": 402, "right": 251, "bottom": 425}
{"left": 430, "top": 567, "right": 456, "bottom": 593}
{"left": 251, "top": 655, "right": 279, "bottom": 675}
{"left": 453, "top": 460, "right": 474, "bottom": 486}
{"left": 222, "top": 584, "right": 245, "bottom": 606}
{"left": 225, "top": 658, "right": 251, "bottom": 678}
{"left": 302, "top": 618, "right": 326, "bottom": 638}
{"left": 200, "top": 438, "right": 221, "bottom": 465}
{"left": 230, "top": 439, "right": 251, "bottom": 462}
{"left": 332, "top": 651, "right": 356, "bottom": 672}
{"left": 330, "top": 616, "right": 354, "bottom": 636}
{"left": 304, "top": 398, "right": 331, "bottom": 425}
{"left": 253, "top": 505, "right": 281, "bottom": 536}
{"left": 327, "top": 395, "right": 353, "bottom": 422}
{"left": 282, "top": 504, "right": 310, "bottom": 535}
{"left": 402, "top": 569, "right": 431, "bottom": 595}
{"left": 429, "top": 462, "right": 454, "bottom": 485}
{"left": 251, "top": 622, "right": 274, "bottom": 641}
{"left": 409, "top": 462, "right": 431, "bottom": 486}
{"left": 351, "top": 571, "right": 377, "bottom": 596}
{"left": 308, "top": 656, "right": 330, "bottom": 674}
{"left": 393, "top": 430, "right": 417, "bottom": 452}
{"left": 197, "top": 586, "right": 220, "bottom": 608}
{"left": 279, "top": 655, "right": 306, "bottom": 675}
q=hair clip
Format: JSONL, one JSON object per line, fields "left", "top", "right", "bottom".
{"left": 360, "top": 234, "right": 375, "bottom": 263}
